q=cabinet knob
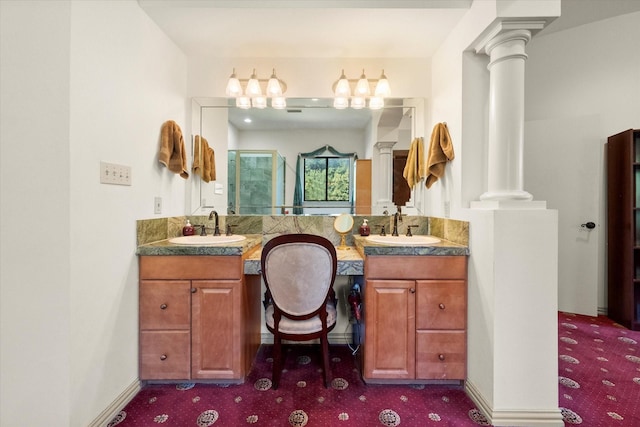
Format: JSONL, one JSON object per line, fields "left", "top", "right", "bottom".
{"left": 160, "top": 303, "right": 167, "bottom": 310}
{"left": 410, "top": 288, "right": 416, "bottom": 294}
{"left": 438, "top": 354, "right": 445, "bottom": 361}
{"left": 160, "top": 354, "right": 167, "bottom": 361}
{"left": 438, "top": 303, "right": 445, "bottom": 310}
{"left": 191, "top": 287, "right": 197, "bottom": 293}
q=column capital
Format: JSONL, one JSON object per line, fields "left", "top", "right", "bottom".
{"left": 374, "top": 141, "right": 396, "bottom": 154}
{"left": 474, "top": 20, "right": 545, "bottom": 55}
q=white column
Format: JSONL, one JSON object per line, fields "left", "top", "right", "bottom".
{"left": 480, "top": 29, "right": 533, "bottom": 201}
{"left": 374, "top": 141, "right": 396, "bottom": 209}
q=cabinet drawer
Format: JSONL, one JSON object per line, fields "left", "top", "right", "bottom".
{"left": 140, "top": 330, "right": 190, "bottom": 380}
{"left": 365, "top": 256, "right": 466, "bottom": 280}
{"left": 416, "top": 330, "right": 466, "bottom": 380}
{"left": 140, "top": 256, "right": 242, "bottom": 280}
{"left": 140, "top": 280, "right": 191, "bottom": 330}
{"left": 416, "top": 280, "right": 466, "bottom": 330}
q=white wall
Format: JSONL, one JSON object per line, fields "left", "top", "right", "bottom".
{"left": 1, "top": 1, "right": 188, "bottom": 426}
{"left": 1, "top": 1, "right": 72, "bottom": 424}
{"left": 525, "top": 12, "right": 640, "bottom": 312}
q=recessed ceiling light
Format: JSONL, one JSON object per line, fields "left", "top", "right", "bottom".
{"left": 244, "top": 118, "right": 252, "bottom": 123}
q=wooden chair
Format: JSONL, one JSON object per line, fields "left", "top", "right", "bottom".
{"left": 261, "top": 233, "right": 338, "bottom": 389}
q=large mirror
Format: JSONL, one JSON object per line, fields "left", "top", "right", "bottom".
{"left": 190, "top": 97, "right": 422, "bottom": 215}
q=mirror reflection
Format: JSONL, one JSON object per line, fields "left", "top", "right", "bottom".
{"left": 191, "top": 98, "right": 419, "bottom": 215}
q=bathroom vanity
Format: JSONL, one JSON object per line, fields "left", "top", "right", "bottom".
{"left": 362, "top": 254, "right": 467, "bottom": 383}
{"left": 136, "top": 219, "right": 468, "bottom": 384}
{"left": 137, "top": 238, "right": 262, "bottom": 382}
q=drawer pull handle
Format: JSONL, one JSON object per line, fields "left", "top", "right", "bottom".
{"left": 438, "top": 303, "right": 445, "bottom": 310}
{"left": 410, "top": 288, "right": 416, "bottom": 294}
{"left": 160, "top": 354, "right": 167, "bottom": 361}
{"left": 438, "top": 354, "right": 445, "bottom": 361}
{"left": 160, "top": 304, "right": 168, "bottom": 310}
{"left": 191, "top": 288, "right": 197, "bottom": 293}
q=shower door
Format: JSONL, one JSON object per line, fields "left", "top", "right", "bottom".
{"left": 228, "top": 150, "right": 285, "bottom": 215}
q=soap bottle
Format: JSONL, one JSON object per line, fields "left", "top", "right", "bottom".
{"left": 359, "top": 219, "right": 370, "bottom": 236}
{"left": 182, "top": 220, "right": 195, "bottom": 236}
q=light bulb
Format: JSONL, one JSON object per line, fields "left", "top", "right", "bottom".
{"left": 374, "top": 70, "right": 391, "bottom": 97}
{"left": 252, "top": 96, "right": 267, "bottom": 109}
{"left": 266, "top": 69, "right": 283, "bottom": 97}
{"left": 369, "top": 96, "right": 384, "bottom": 110}
{"left": 271, "top": 97, "right": 287, "bottom": 109}
{"left": 334, "top": 69, "right": 351, "bottom": 97}
{"left": 246, "top": 69, "right": 262, "bottom": 97}
{"left": 333, "top": 97, "right": 349, "bottom": 110}
{"left": 354, "top": 69, "right": 370, "bottom": 97}
{"left": 225, "top": 68, "right": 242, "bottom": 97}
{"left": 351, "top": 96, "right": 365, "bottom": 109}
{"left": 236, "top": 96, "right": 251, "bottom": 109}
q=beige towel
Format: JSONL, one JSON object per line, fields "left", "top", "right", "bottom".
{"left": 425, "top": 122, "right": 454, "bottom": 189}
{"left": 402, "top": 137, "right": 425, "bottom": 188}
{"left": 193, "top": 135, "right": 216, "bottom": 183}
{"left": 159, "top": 120, "right": 188, "bottom": 179}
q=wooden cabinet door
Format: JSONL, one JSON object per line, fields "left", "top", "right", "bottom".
{"left": 364, "top": 280, "right": 415, "bottom": 379}
{"left": 191, "top": 280, "right": 243, "bottom": 379}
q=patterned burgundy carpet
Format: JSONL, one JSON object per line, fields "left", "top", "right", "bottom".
{"left": 108, "top": 312, "right": 640, "bottom": 426}
{"left": 558, "top": 312, "right": 640, "bottom": 426}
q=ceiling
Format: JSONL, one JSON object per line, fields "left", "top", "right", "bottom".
{"left": 137, "top": 0, "right": 473, "bottom": 59}
{"left": 140, "top": 0, "right": 640, "bottom": 130}
{"left": 138, "top": 0, "right": 640, "bottom": 59}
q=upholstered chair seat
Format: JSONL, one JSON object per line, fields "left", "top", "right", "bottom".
{"left": 265, "top": 302, "right": 337, "bottom": 334}
{"left": 261, "top": 234, "right": 338, "bottom": 389}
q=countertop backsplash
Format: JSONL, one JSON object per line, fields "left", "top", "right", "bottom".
{"left": 136, "top": 214, "right": 468, "bottom": 247}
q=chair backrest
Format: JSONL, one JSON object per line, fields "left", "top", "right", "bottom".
{"left": 261, "top": 234, "right": 337, "bottom": 318}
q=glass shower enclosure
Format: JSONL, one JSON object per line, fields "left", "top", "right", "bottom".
{"left": 228, "top": 150, "right": 285, "bottom": 215}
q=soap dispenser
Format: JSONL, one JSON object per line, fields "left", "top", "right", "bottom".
{"left": 182, "top": 219, "right": 195, "bottom": 236}
{"left": 359, "top": 219, "right": 370, "bottom": 236}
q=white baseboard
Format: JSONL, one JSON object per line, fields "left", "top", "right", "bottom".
{"left": 88, "top": 378, "right": 142, "bottom": 427}
{"left": 465, "top": 380, "right": 564, "bottom": 427}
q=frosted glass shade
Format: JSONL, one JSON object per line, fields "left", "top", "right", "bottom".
{"left": 351, "top": 96, "right": 365, "bottom": 109}
{"left": 252, "top": 96, "right": 267, "bottom": 109}
{"left": 236, "top": 96, "right": 251, "bottom": 109}
{"left": 333, "top": 97, "right": 349, "bottom": 109}
{"left": 271, "top": 97, "right": 287, "bottom": 109}
{"left": 374, "top": 71, "right": 391, "bottom": 97}
{"left": 369, "top": 96, "right": 384, "bottom": 110}
{"left": 354, "top": 71, "right": 370, "bottom": 97}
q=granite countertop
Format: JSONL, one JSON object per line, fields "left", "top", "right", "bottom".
{"left": 136, "top": 233, "right": 468, "bottom": 276}
{"left": 135, "top": 234, "right": 263, "bottom": 256}
{"left": 352, "top": 235, "right": 469, "bottom": 256}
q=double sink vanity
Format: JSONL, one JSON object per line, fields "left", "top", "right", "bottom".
{"left": 136, "top": 214, "right": 469, "bottom": 385}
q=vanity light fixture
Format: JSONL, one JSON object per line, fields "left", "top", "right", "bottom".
{"left": 225, "top": 68, "right": 287, "bottom": 109}
{"left": 332, "top": 69, "right": 391, "bottom": 110}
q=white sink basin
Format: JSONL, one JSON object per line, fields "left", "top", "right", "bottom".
{"left": 169, "top": 235, "right": 247, "bottom": 245}
{"left": 365, "top": 235, "right": 441, "bottom": 246}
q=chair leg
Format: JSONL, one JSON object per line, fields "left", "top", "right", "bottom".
{"left": 272, "top": 335, "right": 283, "bottom": 390}
{"left": 321, "top": 334, "right": 331, "bottom": 388}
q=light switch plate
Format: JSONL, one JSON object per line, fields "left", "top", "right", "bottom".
{"left": 100, "top": 161, "right": 131, "bottom": 185}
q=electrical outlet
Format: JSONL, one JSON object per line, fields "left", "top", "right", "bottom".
{"left": 154, "top": 197, "right": 162, "bottom": 214}
{"left": 100, "top": 161, "right": 131, "bottom": 185}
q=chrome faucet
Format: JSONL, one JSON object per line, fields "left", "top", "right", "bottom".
{"left": 208, "top": 210, "right": 221, "bottom": 236}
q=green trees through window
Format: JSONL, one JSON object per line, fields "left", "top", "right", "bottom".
{"left": 304, "top": 157, "right": 350, "bottom": 202}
